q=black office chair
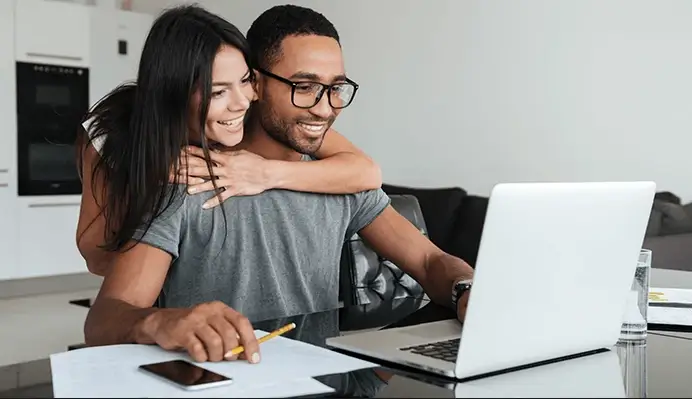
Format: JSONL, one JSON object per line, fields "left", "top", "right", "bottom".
{"left": 339, "top": 194, "right": 427, "bottom": 330}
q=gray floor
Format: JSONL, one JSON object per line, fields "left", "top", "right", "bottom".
{"left": 0, "top": 383, "right": 52, "bottom": 399}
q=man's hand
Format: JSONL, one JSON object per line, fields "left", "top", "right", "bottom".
{"left": 144, "top": 301, "right": 260, "bottom": 363}
{"left": 176, "top": 146, "right": 271, "bottom": 208}
{"left": 456, "top": 291, "right": 471, "bottom": 322}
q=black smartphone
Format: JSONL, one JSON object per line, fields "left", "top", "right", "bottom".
{"left": 138, "top": 359, "right": 233, "bottom": 391}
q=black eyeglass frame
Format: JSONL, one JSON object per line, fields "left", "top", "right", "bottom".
{"left": 257, "top": 68, "right": 359, "bottom": 109}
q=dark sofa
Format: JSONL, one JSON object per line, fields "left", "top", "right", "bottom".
{"left": 381, "top": 183, "right": 488, "bottom": 268}
{"left": 382, "top": 184, "right": 692, "bottom": 272}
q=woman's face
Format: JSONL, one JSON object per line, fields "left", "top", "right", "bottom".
{"left": 189, "top": 44, "right": 255, "bottom": 147}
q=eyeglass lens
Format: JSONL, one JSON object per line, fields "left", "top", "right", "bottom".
{"left": 293, "top": 82, "right": 356, "bottom": 109}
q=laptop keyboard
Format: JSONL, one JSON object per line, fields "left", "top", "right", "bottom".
{"left": 400, "top": 338, "right": 460, "bottom": 362}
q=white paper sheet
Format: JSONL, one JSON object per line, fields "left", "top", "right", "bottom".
{"left": 649, "top": 287, "right": 692, "bottom": 305}
{"left": 50, "top": 329, "right": 377, "bottom": 398}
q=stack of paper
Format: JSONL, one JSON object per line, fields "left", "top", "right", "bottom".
{"left": 50, "top": 330, "right": 378, "bottom": 398}
{"left": 649, "top": 287, "right": 692, "bottom": 305}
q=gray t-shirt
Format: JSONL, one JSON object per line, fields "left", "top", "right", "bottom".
{"left": 135, "top": 182, "right": 390, "bottom": 322}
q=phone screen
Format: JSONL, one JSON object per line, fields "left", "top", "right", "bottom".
{"left": 139, "top": 360, "right": 232, "bottom": 388}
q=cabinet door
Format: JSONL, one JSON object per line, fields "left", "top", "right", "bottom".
{"left": 0, "top": 179, "right": 18, "bottom": 280}
{"left": 0, "top": 0, "right": 15, "bottom": 174}
{"left": 89, "top": 9, "right": 152, "bottom": 106}
{"left": 17, "top": 198, "right": 86, "bottom": 279}
{"left": 15, "top": 0, "right": 91, "bottom": 67}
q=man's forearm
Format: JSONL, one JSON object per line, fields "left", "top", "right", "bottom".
{"left": 423, "top": 252, "right": 474, "bottom": 309}
{"left": 84, "top": 297, "right": 159, "bottom": 347}
{"left": 267, "top": 153, "right": 382, "bottom": 193}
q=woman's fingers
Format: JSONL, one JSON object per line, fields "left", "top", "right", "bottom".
{"left": 185, "top": 146, "right": 226, "bottom": 165}
{"left": 183, "top": 165, "right": 225, "bottom": 178}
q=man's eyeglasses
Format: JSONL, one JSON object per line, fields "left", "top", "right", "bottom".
{"left": 257, "top": 68, "right": 359, "bottom": 110}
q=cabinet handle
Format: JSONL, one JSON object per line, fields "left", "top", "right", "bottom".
{"left": 0, "top": 169, "right": 8, "bottom": 174}
{"left": 0, "top": 183, "right": 7, "bottom": 188}
{"left": 28, "top": 202, "right": 80, "bottom": 208}
{"left": 25, "top": 52, "right": 84, "bottom": 62}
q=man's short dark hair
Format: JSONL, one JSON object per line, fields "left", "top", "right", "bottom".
{"left": 247, "top": 4, "right": 340, "bottom": 69}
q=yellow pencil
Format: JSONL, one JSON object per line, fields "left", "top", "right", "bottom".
{"left": 225, "top": 322, "right": 296, "bottom": 358}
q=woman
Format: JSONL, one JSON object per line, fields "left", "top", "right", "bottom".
{"left": 76, "top": 5, "right": 381, "bottom": 277}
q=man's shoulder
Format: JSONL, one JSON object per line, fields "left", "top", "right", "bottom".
{"left": 153, "top": 184, "right": 191, "bottom": 218}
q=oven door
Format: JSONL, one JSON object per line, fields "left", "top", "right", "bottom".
{"left": 16, "top": 62, "right": 89, "bottom": 196}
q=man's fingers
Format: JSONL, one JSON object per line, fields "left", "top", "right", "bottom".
{"left": 195, "top": 325, "right": 224, "bottom": 362}
{"left": 224, "top": 309, "right": 260, "bottom": 363}
{"left": 208, "top": 315, "right": 240, "bottom": 361}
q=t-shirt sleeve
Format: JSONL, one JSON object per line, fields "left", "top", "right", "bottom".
{"left": 132, "top": 186, "right": 187, "bottom": 260}
{"left": 346, "top": 188, "right": 392, "bottom": 238}
{"left": 82, "top": 117, "right": 106, "bottom": 154}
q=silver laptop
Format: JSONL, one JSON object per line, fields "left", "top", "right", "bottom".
{"left": 328, "top": 181, "right": 656, "bottom": 380}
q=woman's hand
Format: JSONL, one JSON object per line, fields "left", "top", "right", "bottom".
{"left": 179, "top": 146, "right": 271, "bottom": 208}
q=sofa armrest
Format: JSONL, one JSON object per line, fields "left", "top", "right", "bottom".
{"left": 643, "top": 233, "right": 692, "bottom": 273}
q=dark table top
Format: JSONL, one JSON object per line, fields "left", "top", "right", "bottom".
{"left": 36, "top": 298, "right": 692, "bottom": 398}
{"left": 4, "top": 297, "right": 660, "bottom": 398}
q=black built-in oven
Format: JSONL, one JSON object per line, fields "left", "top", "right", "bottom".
{"left": 16, "top": 61, "right": 89, "bottom": 196}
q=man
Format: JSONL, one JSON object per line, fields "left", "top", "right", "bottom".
{"left": 84, "top": 5, "right": 474, "bottom": 366}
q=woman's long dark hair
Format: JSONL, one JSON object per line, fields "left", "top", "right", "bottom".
{"left": 78, "top": 5, "right": 252, "bottom": 252}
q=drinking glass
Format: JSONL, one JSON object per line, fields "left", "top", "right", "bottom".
{"left": 616, "top": 249, "right": 651, "bottom": 398}
{"left": 621, "top": 249, "right": 651, "bottom": 339}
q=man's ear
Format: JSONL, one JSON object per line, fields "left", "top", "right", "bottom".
{"left": 252, "top": 69, "right": 261, "bottom": 100}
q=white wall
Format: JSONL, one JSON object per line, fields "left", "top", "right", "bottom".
{"left": 133, "top": 0, "right": 692, "bottom": 200}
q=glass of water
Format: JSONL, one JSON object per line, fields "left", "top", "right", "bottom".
{"left": 621, "top": 249, "right": 651, "bottom": 339}
{"left": 616, "top": 248, "right": 651, "bottom": 398}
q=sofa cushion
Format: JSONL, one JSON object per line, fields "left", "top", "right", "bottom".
{"left": 382, "top": 184, "right": 467, "bottom": 252}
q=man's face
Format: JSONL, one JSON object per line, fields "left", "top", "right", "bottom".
{"left": 254, "top": 35, "right": 346, "bottom": 155}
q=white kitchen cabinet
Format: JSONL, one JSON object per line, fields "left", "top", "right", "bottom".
{"left": 17, "top": 197, "right": 86, "bottom": 279}
{"left": 0, "top": 179, "right": 18, "bottom": 281}
{"left": 15, "top": 0, "right": 91, "bottom": 67}
{"left": 0, "top": 1, "right": 18, "bottom": 280}
{"left": 0, "top": 0, "right": 16, "bottom": 175}
{"left": 89, "top": 8, "right": 152, "bottom": 106}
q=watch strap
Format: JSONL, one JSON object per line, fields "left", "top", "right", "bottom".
{"left": 452, "top": 279, "right": 473, "bottom": 307}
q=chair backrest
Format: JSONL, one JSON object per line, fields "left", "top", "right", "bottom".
{"left": 339, "top": 194, "right": 427, "bottom": 306}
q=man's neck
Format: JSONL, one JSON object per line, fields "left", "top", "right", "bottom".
{"left": 234, "top": 117, "right": 303, "bottom": 161}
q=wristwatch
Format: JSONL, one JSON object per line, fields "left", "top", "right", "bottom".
{"left": 452, "top": 279, "right": 473, "bottom": 308}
